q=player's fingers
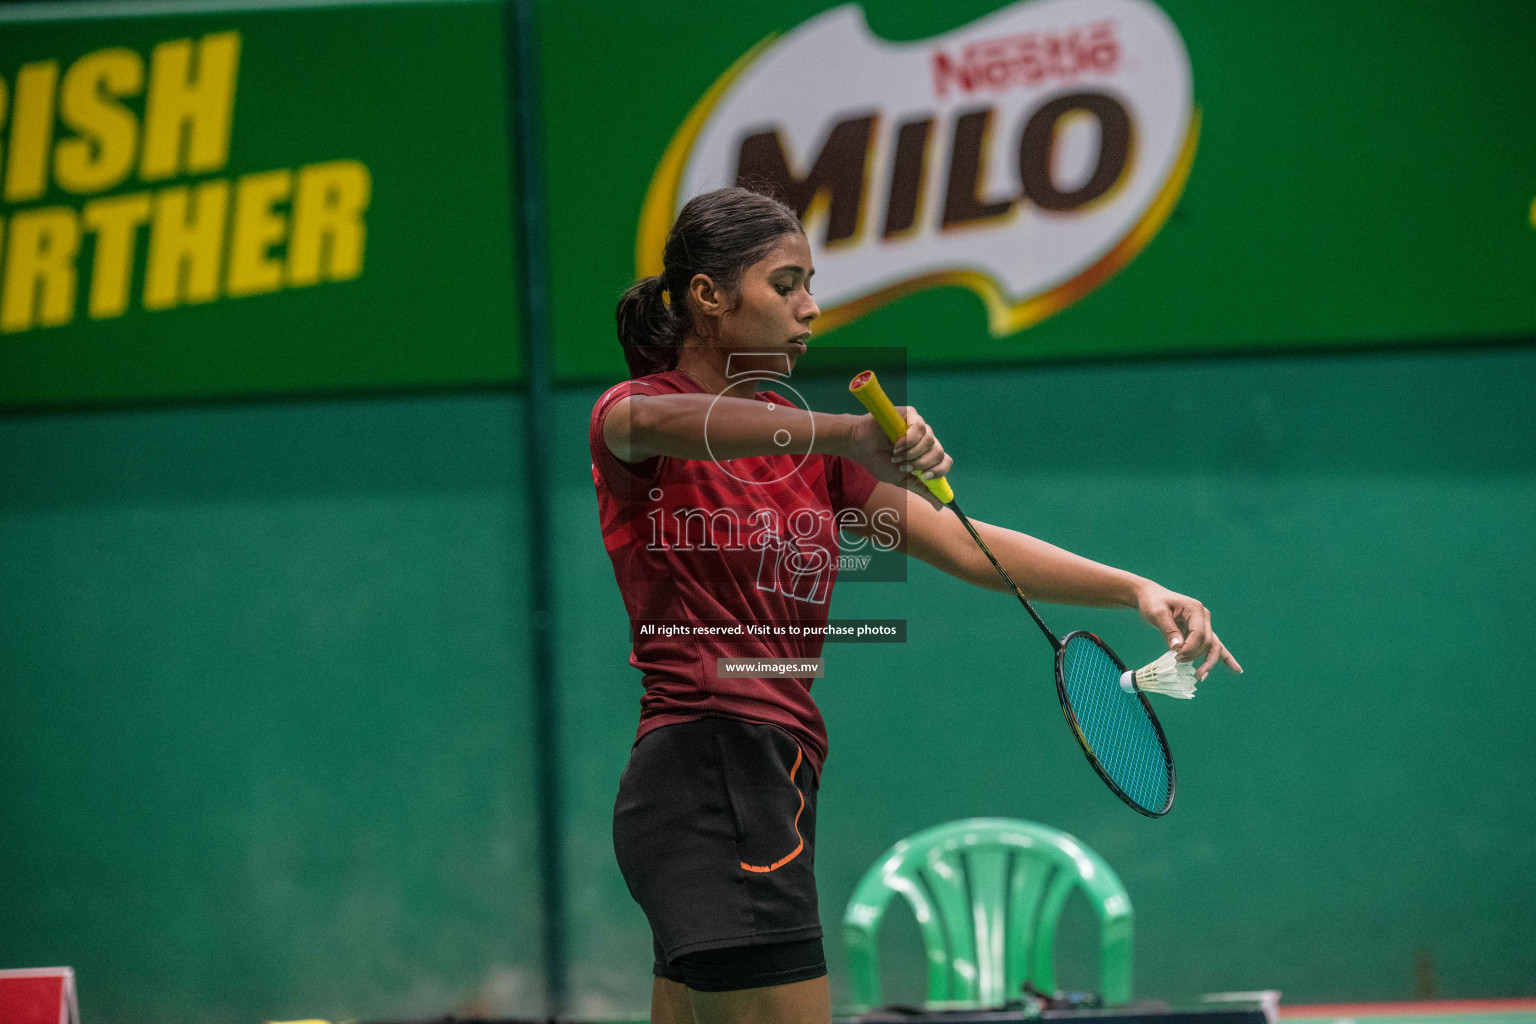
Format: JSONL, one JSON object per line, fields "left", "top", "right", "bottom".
{"left": 900, "top": 430, "right": 937, "bottom": 465}
{"left": 1197, "top": 638, "right": 1223, "bottom": 680}
{"left": 1220, "top": 646, "right": 1243, "bottom": 674}
{"left": 897, "top": 427, "right": 947, "bottom": 478}
{"left": 1146, "top": 605, "right": 1184, "bottom": 652}
{"left": 1176, "top": 603, "right": 1211, "bottom": 663}
{"left": 906, "top": 436, "right": 946, "bottom": 474}
{"left": 919, "top": 451, "right": 953, "bottom": 480}
{"left": 892, "top": 408, "right": 925, "bottom": 454}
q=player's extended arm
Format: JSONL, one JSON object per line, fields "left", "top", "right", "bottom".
{"left": 855, "top": 481, "right": 1243, "bottom": 677}
{"left": 604, "top": 393, "right": 851, "bottom": 462}
{"left": 603, "top": 394, "right": 952, "bottom": 484}
{"left": 864, "top": 481, "right": 1143, "bottom": 607}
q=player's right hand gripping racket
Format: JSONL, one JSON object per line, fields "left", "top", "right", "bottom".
{"left": 849, "top": 370, "right": 1176, "bottom": 816}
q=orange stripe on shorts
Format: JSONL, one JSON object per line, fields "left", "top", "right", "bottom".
{"left": 740, "top": 745, "right": 805, "bottom": 873}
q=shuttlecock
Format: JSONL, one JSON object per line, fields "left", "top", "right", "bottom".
{"left": 1119, "top": 649, "right": 1197, "bottom": 699}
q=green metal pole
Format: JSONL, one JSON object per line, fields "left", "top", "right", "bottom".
{"left": 503, "top": 0, "right": 568, "bottom": 1015}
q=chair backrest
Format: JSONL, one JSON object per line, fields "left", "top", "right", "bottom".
{"left": 842, "top": 818, "right": 1133, "bottom": 1009}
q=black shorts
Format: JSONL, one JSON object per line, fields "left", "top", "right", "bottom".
{"left": 613, "top": 716, "right": 826, "bottom": 991}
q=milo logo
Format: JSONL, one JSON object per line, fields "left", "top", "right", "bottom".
{"left": 638, "top": 0, "right": 1197, "bottom": 337}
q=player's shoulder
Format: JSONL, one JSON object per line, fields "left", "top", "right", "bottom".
{"left": 593, "top": 370, "right": 693, "bottom": 418}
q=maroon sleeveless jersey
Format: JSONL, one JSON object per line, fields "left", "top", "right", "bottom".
{"left": 589, "top": 370, "right": 879, "bottom": 774}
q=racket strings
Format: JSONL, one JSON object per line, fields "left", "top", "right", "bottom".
{"left": 1060, "top": 637, "right": 1171, "bottom": 812}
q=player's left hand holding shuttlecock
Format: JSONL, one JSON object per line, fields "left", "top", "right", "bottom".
{"left": 1124, "top": 582, "right": 1245, "bottom": 698}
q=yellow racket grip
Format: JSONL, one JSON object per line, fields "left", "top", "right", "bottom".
{"left": 848, "top": 370, "right": 955, "bottom": 504}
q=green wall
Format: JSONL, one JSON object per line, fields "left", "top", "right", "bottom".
{"left": 0, "top": 393, "right": 544, "bottom": 1021}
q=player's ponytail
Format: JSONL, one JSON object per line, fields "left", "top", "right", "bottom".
{"left": 615, "top": 275, "right": 679, "bottom": 377}
{"left": 617, "top": 186, "right": 802, "bottom": 378}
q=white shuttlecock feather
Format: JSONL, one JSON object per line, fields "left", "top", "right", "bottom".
{"left": 1119, "top": 649, "right": 1198, "bottom": 699}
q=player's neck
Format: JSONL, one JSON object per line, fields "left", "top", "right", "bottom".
{"left": 673, "top": 347, "right": 740, "bottom": 395}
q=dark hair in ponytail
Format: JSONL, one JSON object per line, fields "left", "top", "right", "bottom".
{"left": 617, "top": 186, "right": 803, "bottom": 377}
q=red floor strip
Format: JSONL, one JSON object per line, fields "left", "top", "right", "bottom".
{"left": 1281, "top": 1000, "right": 1536, "bottom": 1019}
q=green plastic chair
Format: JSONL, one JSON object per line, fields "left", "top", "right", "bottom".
{"left": 842, "top": 818, "right": 1133, "bottom": 1009}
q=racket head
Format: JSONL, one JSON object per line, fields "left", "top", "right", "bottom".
{"left": 1055, "top": 630, "right": 1177, "bottom": 817}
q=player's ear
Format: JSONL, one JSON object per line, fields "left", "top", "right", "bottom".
{"left": 689, "top": 272, "right": 723, "bottom": 320}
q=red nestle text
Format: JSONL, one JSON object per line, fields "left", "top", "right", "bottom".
{"left": 932, "top": 21, "right": 1119, "bottom": 99}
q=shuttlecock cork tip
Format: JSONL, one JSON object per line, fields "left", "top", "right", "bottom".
{"left": 1120, "top": 649, "right": 1198, "bottom": 699}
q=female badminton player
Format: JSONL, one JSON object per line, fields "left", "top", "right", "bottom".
{"left": 591, "top": 187, "right": 1241, "bottom": 1024}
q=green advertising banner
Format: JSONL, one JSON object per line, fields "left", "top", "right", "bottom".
{"left": 541, "top": 0, "right": 1536, "bottom": 381}
{"left": 0, "top": 0, "right": 519, "bottom": 409}
{"left": 4, "top": 0, "right": 1532, "bottom": 404}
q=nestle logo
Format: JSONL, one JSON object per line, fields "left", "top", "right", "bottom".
{"left": 932, "top": 21, "right": 1119, "bottom": 99}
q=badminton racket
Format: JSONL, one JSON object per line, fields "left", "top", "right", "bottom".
{"left": 849, "top": 370, "right": 1176, "bottom": 817}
